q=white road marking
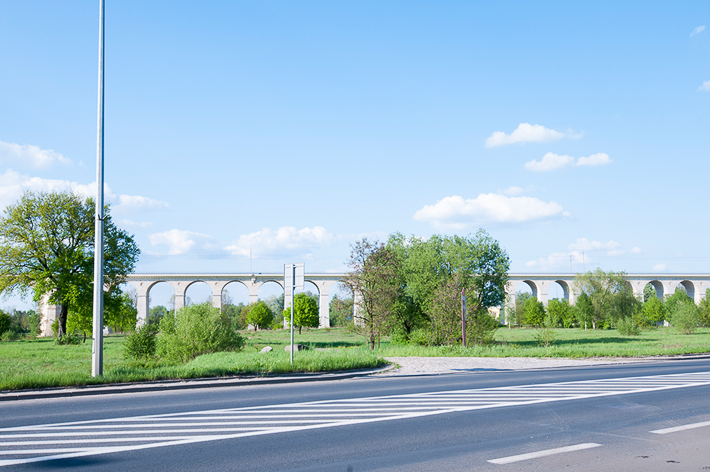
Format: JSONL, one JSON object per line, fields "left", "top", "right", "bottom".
{"left": 2, "top": 371, "right": 710, "bottom": 467}
{"left": 650, "top": 420, "right": 710, "bottom": 434}
{"left": 487, "top": 443, "right": 602, "bottom": 464}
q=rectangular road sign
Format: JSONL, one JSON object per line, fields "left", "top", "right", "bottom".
{"left": 284, "top": 263, "right": 304, "bottom": 290}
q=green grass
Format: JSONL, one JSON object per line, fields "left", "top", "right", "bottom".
{"left": 2, "top": 326, "right": 709, "bottom": 391}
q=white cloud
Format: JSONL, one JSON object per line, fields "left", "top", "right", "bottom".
{"left": 568, "top": 238, "right": 621, "bottom": 252}
{"left": 0, "top": 171, "right": 169, "bottom": 217}
{"left": 528, "top": 239, "right": 643, "bottom": 270}
{"left": 502, "top": 186, "right": 525, "bottom": 196}
{"left": 524, "top": 152, "right": 575, "bottom": 172}
{"left": 526, "top": 251, "right": 588, "bottom": 271}
{"left": 115, "top": 194, "right": 169, "bottom": 212}
{"left": 698, "top": 81, "right": 710, "bottom": 92}
{"left": 0, "top": 170, "right": 76, "bottom": 208}
{"left": 524, "top": 152, "right": 612, "bottom": 172}
{"left": 120, "top": 219, "right": 154, "bottom": 228}
{"left": 224, "top": 226, "right": 335, "bottom": 257}
{"left": 485, "top": 123, "right": 567, "bottom": 148}
{"left": 576, "top": 152, "right": 612, "bottom": 167}
{"left": 149, "top": 229, "right": 215, "bottom": 256}
{"left": 691, "top": 25, "right": 706, "bottom": 36}
{"left": 413, "top": 194, "right": 569, "bottom": 229}
{"left": 0, "top": 140, "right": 71, "bottom": 169}
{"left": 652, "top": 263, "right": 667, "bottom": 272}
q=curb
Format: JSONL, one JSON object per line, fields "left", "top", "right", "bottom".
{"left": 0, "top": 364, "right": 397, "bottom": 402}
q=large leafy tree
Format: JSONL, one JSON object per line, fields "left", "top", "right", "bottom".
{"left": 342, "top": 238, "right": 401, "bottom": 349}
{"left": 0, "top": 191, "right": 140, "bottom": 340}
{"left": 283, "top": 292, "right": 319, "bottom": 334}
{"left": 574, "top": 269, "right": 631, "bottom": 329}
{"left": 246, "top": 300, "right": 273, "bottom": 330}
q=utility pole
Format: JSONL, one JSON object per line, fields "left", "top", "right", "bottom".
{"left": 91, "top": 0, "right": 105, "bottom": 378}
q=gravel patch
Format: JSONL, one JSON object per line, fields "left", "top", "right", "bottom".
{"left": 378, "top": 356, "right": 646, "bottom": 376}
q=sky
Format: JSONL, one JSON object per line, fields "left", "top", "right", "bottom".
{"left": 0, "top": 1, "right": 709, "bottom": 308}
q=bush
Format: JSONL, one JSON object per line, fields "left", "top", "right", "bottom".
{"left": 466, "top": 310, "right": 498, "bottom": 346}
{"left": 246, "top": 301, "right": 273, "bottom": 330}
{"left": 1, "top": 330, "right": 20, "bottom": 342}
{"left": 124, "top": 323, "right": 158, "bottom": 360}
{"left": 0, "top": 310, "right": 11, "bottom": 336}
{"left": 157, "top": 303, "right": 245, "bottom": 362}
{"left": 672, "top": 304, "right": 700, "bottom": 335}
{"left": 616, "top": 317, "right": 641, "bottom": 336}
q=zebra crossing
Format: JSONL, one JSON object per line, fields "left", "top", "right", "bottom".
{"left": 2, "top": 370, "right": 710, "bottom": 467}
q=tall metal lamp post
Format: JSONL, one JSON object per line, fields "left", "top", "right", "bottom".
{"left": 92, "top": 0, "right": 105, "bottom": 377}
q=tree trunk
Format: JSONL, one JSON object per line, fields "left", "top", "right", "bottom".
{"left": 57, "top": 303, "right": 68, "bottom": 339}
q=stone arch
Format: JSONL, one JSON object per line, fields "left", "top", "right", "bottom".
{"left": 520, "top": 280, "right": 538, "bottom": 298}
{"left": 549, "top": 280, "right": 570, "bottom": 301}
{"left": 184, "top": 280, "right": 212, "bottom": 307}
{"left": 221, "top": 280, "right": 250, "bottom": 307}
{"left": 646, "top": 280, "right": 664, "bottom": 300}
{"left": 679, "top": 280, "right": 695, "bottom": 301}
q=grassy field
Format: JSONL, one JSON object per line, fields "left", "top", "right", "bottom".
{"left": 1, "top": 326, "right": 709, "bottom": 391}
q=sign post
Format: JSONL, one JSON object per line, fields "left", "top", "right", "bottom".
{"left": 284, "top": 263, "right": 304, "bottom": 364}
{"left": 461, "top": 287, "right": 466, "bottom": 348}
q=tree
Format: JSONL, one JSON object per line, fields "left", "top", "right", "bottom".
{"left": 246, "top": 301, "right": 273, "bottom": 330}
{"left": 574, "top": 291, "right": 594, "bottom": 329}
{"left": 523, "top": 297, "right": 545, "bottom": 327}
{"left": 672, "top": 303, "right": 700, "bottom": 334}
{"left": 664, "top": 287, "right": 695, "bottom": 319}
{"left": 0, "top": 191, "right": 139, "bottom": 340}
{"left": 342, "top": 238, "right": 401, "bottom": 349}
{"left": 148, "top": 305, "right": 169, "bottom": 326}
{"left": 574, "top": 269, "right": 631, "bottom": 329}
{"left": 329, "top": 294, "right": 354, "bottom": 327}
{"left": 547, "top": 298, "right": 575, "bottom": 328}
{"left": 699, "top": 290, "right": 710, "bottom": 327}
{"left": 639, "top": 295, "right": 666, "bottom": 328}
{"left": 0, "top": 309, "right": 10, "bottom": 337}
{"left": 513, "top": 291, "right": 534, "bottom": 327}
{"left": 283, "top": 292, "right": 319, "bottom": 334}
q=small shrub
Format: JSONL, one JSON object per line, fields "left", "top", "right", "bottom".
{"left": 55, "top": 333, "right": 82, "bottom": 345}
{"left": 616, "top": 317, "right": 641, "bottom": 336}
{"left": 466, "top": 310, "right": 498, "bottom": 346}
{"left": 672, "top": 304, "right": 700, "bottom": 335}
{"left": 157, "top": 303, "right": 245, "bottom": 362}
{"left": 408, "top": 328, "right": 430, "bottom": 346}
{"left": 1, "top": 330, "right": 20, "bottom": 342}
{"left": 534, "top": 327, "right": 556, "bottom": 347}
{"left": 123, "top": 324, "right": 158, "bottom": 360}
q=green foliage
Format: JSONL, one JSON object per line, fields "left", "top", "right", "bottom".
{"left": 148, "top": 305, "right": 169, "bottom": 326}
{"left": 665, "top": 288, "right": 695, "bottom": 319}
{"left": 123, "top": 323, "right": 158, "bottom": 359}
{"left": 428, "top": 274, "right": 465, "bottom": 346}
{"left": 329, "top": 294, "right": 354, "bottom": 327}
{"left": 616, "top": 317, "right": 641, "bottom": 336}
{"left": 0, "top": 310, "right": 10, "bottom": 336}
{"left": 157, "top": 303, "right": 245, "bottom": 362}
{"left": 246, "top": 301, "right": 273, "bottom": 330}
{"left": 638, "top": 295, "right": 666, "bottom": 328}
{"left": 0, "top": 191, "right": 139, "bottom": 340}
{"left": 672, "top": 303, "right": 700, "bottom": 335}
{"left": 513, "top": 291, "right": 533, "bottom": 327}
{"left": 283, "top": 293, "right": 319, "bottom": 334}
{"left": 523, "top": 297, "right": 545, "bottom": 327}
{"left": 574, "top": 269, "right": 633, "bottom": 329}
{"left": 466, "top": 308, "right": 498, "bottom": 346}
{"left": 547, "top": 298, "right": 575, "bottom": 328}
{"left": 699, "top": 292, "right": 710, "bottom": 327}
{"left": 643, "top": 283, "right": 657, "bottom": 302}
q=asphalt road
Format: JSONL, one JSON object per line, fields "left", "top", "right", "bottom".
{"left": 2, "top": 358, "right": 710, "bottom": 471}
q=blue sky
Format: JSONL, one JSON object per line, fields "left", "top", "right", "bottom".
{"left": 0, "top": 1, "right": 709, "bottom": 307}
